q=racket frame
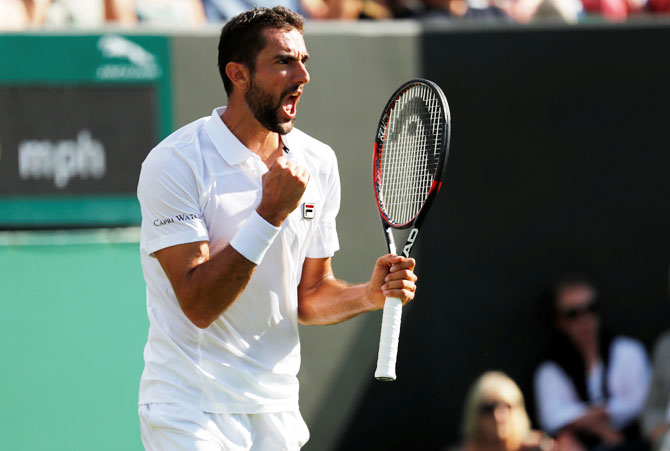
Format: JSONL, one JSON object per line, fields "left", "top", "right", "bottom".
{"left": 372, "top": 78, "right": 451, "bottom": 380}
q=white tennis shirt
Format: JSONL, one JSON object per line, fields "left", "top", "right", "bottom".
{"left": 137, "top": 107, "right": 340, "bottom": 413}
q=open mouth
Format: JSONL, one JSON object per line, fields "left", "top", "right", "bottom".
{"left": 281, "top": 91, "right": 301, "bottom": 119}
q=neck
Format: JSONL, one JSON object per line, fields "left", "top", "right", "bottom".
{"left": 221, "top": 99, "right": 282, "bottom": 167}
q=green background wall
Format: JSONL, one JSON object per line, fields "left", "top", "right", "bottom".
{"left": 0, "top": 232, "right": 146, "bottom": 449}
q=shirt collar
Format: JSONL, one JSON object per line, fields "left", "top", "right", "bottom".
{"left": 205, "top": 106, "right": 299, "bottom": 166}
{"left": 204, "top": 106, "right": 254, "bottom": 166}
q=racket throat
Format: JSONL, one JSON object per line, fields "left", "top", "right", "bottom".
{"left": 401, "top": 227, "right": 419, "bottom": 257}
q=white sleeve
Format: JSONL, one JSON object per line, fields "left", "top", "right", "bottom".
{"left": 137, "top": 146, "right": 209, "bottom": 256}
{"left": 306, "top": 152, "right": 340, "bottom": 258}
{"left": 606, "top": 337, "right": 652, "bottom": 429}
{"left": 534, "top": 361, "right": 589, "bottom": 434}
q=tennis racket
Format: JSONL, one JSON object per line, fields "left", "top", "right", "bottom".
{"left": 373, "top": 78, "right": 451, "bottom": 381}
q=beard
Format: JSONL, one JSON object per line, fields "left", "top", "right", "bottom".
{"left": 245, "top": 78, "right": 297, "bottom": 135}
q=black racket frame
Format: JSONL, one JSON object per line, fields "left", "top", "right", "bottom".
{"left": 372, "top": 78, "right": 452, "bottom": 258}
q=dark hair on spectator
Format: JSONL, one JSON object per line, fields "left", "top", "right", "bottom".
{"left": 550, "top": 273, "right": 598, "bottom": 318}
{"left": 217, "top": 7, "right": 305, "bottom": 95}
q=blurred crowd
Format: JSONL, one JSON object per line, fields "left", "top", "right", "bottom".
{"left": 449, "top": 274, "right": 670, "bottom": 451}
{"left": 0, "top": 0, "right": 669, "bottom": 31}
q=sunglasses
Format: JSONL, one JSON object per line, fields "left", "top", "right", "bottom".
{"left": 478, "top": 401, "right": 511, "bottom": 415}
{"left": 560, "top": 302, "right": 599, "bottom": 321}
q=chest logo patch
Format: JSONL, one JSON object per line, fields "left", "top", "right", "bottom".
{"left": 303, "top": 202, "right": 316, "bottom": 219}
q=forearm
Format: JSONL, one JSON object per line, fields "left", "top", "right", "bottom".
{"left": 178, "top": 245, "right": 257, "bottom": 328}
{"left": 172, "top": 209, "right": 282, "bottom": 327}
{"left": 297, "top": 254, "right": 416, "bottom": 326}
{"left": 298, "top": 277, "right": 376, "bottom": 325}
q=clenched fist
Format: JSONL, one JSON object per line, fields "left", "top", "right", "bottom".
{"left": 257, "top": 156, "right": 310, "bottom": 226}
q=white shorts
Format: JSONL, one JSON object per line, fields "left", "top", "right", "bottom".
{"left": 138, "top": 403, "right": 310, "bottom": 451}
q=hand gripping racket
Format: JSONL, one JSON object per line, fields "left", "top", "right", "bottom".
{"left": 373, "top": 79, "right": 451, "bottom": 381}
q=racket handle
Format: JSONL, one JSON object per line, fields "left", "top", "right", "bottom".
{"left": 375, "top": 297, "right": 403, "bottom": 381}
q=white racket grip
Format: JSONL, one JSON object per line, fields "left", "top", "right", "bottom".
{"left": 375, "top": 297, "right": 403, "bottom": 381}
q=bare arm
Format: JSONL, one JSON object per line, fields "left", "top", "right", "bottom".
{"left": 155, "top": 241, "right": 255, "bottom": 328}
{"left": 155, "top": 156, "right": 308, "bottom": 329}
{"left": 297, "top": 254, "right": 417, "bottom": 325}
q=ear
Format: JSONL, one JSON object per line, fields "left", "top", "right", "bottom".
{"left": 225, "top": 62, "right": 251, "bottom": 93}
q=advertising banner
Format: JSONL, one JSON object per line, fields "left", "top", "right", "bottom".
{"left": 0, "top": 34, "right": 172, "bottom": 228}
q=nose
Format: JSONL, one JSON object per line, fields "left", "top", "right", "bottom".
{"left": 295, "top": 61, "right": 310, "bottom": 85}
{"left": 493, "top": 404, "right": 511, "bottom": 422}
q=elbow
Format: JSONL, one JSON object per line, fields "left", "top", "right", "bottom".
{"left": 297, "top": 301, "right": 318, "bottom": 325}
{"left": 178, "top": 294, "right": 217, "bottom": 329}
{"left": 297, "top": 314, "right": 315, "bottom": 326}
{"left": 183, "top": 304, "right": 214, "bottom": 329}
{"left": 189, "top": 314, "right": 213, "bottom": 329}
{"left": 297, "top": 306, "right": 311, "bottom": 325}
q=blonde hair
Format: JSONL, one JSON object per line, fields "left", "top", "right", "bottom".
{"left": 462, "top": 371, "right": 531, "bottom": 449}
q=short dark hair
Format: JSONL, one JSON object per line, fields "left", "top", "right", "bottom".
{"left": 217, "top": 7, "right": 305, "bottom": 95}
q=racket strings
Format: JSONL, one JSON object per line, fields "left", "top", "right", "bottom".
{"left": 380, "top": 84, "right": 444, "bottom": 226}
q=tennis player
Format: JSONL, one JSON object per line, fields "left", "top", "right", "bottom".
{"left": 136, "top": 6, "right": 417, "bottom": 450}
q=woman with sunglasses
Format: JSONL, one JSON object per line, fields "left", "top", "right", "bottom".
{"left": 533, "top": 275, "right": 652, "bottom": 451}
{"left": 458, "top": 371, "right": 554, "bottom": 451}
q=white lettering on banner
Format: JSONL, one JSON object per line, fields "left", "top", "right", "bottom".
{"left": 18, "top": 130, "right": 106, "bottom": 188}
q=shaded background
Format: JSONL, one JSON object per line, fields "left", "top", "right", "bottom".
{"left": 337, "top": 23, "right": 670, "bottom": 450}
{"left": 0, "top": 20, "right": 669, "bottom": 450}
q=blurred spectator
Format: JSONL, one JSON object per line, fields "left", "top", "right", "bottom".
{"left": 4, "top": 0, "right": 137, "bottom": 28}
{"left": 534, "top": 274, "right": 651, "bottom": 451}
{"left": 400, "top": 0, "right": 511, "bottom": 20}
{"left": 386, "top": 0, "right": 423, "bottom": 17}
{"left": 0, "top": 0, "right": 33, "bottom": 29}
{"left": 457, "top": 371, "right": 554, "bottom": 451}
{"left": 413, "top": 0, "right": 472, "bottom": 18}
{"left": 339, "top": 0, "right": 394, "bottom": 18}
{"left": 201, "top": 0, "right": 302, "bottom": 21}
{"left": 33, "top": 0, "right": 106, "bottom": 27}
{"left": 134, "top": 0, "right": 206, "bottom": 26}
{"left": 580, "top": 0, "right": 646, "bottom": 21}
{"left": 494, "top": 0, "right": 581, "bottom": 22}
{"left": 647, "top": 0, "right": 670, "bottom": 12}
{"left": 0, "top": 0, "right": 60, "bottom": 28}
{"left": 200, "top": 0, "right": 392, "bottom": 20}
{"left": 641, "top": 330, "right": 670, "bottom": 451}
{"left": 105, "top": 0, "right": 137, "bottom": 25}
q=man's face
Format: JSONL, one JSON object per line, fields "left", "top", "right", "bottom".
{"left": 245, "top": 27, "right": 310, "bottom": 135}
{"left": 556, "top": 284, "right": 600, "bottom": 347}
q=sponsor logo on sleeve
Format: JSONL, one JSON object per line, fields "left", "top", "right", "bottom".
{"left": 153, "top": 213, "right": 203, "bottom": 227}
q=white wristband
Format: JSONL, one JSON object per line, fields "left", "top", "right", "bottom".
{"left": 229, "top": 211, "right": 281, "bottom": 265}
